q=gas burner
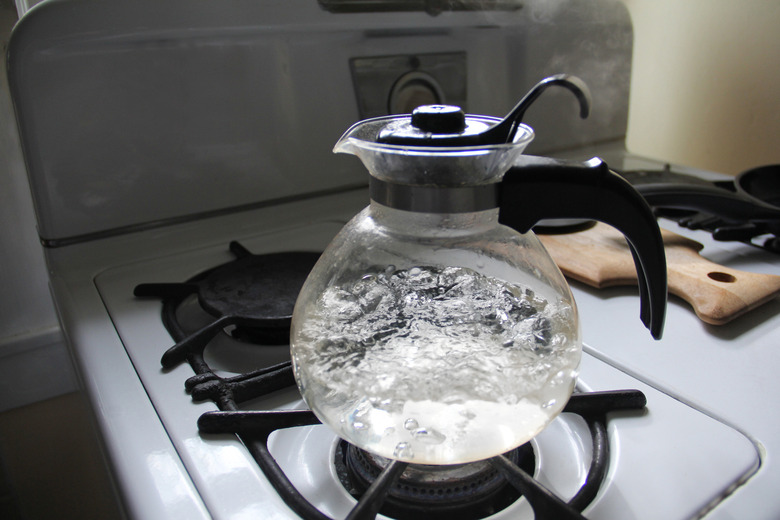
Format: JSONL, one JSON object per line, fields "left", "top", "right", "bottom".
{"left": 133, "top": 240, "right": 653, "bottom": 519}
{"left": 132, "top": 241, "right": 321, "bottom": 409}
{"left": 134, "top": 241, "right": 320, "bottom": 368}
{"left": 618, "top": 166, "right": 780, "bottom": 253}
{"left": 135, "top": 241, "right": 652, "bottom": 519}
{"left": 197, "top": 391, "right": 646, "bottom": 520}
{"left": 334, "top": 440, "right": 529, "bottom": 519}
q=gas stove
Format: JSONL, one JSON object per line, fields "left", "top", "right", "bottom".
{"left": 7, "top": 1, "right": 780, "bottom": 519}
{"left": 46, "top": 172, "right": 774, "bottom": 519}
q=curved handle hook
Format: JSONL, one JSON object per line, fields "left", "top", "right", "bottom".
{"left": 484, "top": 74, "right": 592, "bottom": 144}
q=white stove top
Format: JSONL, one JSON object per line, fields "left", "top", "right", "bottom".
{"left": 45, "top": 152, "right": 780, "bottom": 519}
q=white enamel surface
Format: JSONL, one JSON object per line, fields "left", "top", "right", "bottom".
{"left": 47, "top": 191, "right": 365, "bottom": 518}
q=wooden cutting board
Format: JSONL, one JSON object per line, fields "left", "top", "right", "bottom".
{"left": 538, "top": 222, "right": 780, "bottom": 325}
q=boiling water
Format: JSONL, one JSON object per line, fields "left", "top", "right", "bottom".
{"left": 291, "top": 265, "right": 580, "bottom": 464}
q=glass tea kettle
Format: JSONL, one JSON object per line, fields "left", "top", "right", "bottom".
{"left": 290, "top": 75, "right": 667, "bottom": 465}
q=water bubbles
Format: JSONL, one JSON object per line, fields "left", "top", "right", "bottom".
{"left": 394, "top": 442, "right": 414, "bottom": 459}
{"left": 349, "top": 400, "right": 372, "bottom": 430}
{"left": 531, "top": 317, "right": 553, "bottom": 348}
{"left": 293, "top": 264, "right": 580, "bottom": 464}
{"left": 412, "top": 427, "right": 446, "bottom": 445}
{"left": 325, "top": 289, "right": 362, "bottom": 322}
{"left": 459, "top": 409, "right": 477, "bottom": 420}
{"left": 549, "top": 369, "right": 571, "bottom": 386}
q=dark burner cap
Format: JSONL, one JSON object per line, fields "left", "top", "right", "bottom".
{"left": 334, "top": 439, "right": 531, "bottom": 519}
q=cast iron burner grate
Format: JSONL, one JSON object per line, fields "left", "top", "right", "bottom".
{"left": 619, "top": 166, "right": 780, "bottom": 253}
{"left": 134, "top": 241, "right": 321, "bottom": 369}
{"left": 136, "top": 241, "right": 649, "bottom": 520}
{"left": 196, "top": 391, "right": 645, "bottom": 520}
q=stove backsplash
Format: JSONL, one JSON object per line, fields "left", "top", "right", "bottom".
{"left": 9, "top": 0, "right": 632, "bottom": 245}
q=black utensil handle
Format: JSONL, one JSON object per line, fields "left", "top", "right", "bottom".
{"left": 634, "top": 182, "right": 780, "bottom": 223}
{"left": 499, "top": 156, "right": 667, "bottom": 339}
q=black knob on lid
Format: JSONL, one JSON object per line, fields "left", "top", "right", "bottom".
{"left": 411, "top": 105, "right": 466, "bottom": 134}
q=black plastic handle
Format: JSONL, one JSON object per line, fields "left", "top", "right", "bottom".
{"left": 498, "top": 156, "right": 667, "bottom": 339}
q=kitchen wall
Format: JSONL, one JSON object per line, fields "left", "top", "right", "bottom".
{"left": 623, "top": 0, "right": 780, "bottom": 175}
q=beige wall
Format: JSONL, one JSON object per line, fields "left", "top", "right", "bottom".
{"left": 623, "top": 0, "right": 780, "bottom": 175}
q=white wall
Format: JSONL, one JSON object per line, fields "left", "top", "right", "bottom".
{"left": 623, "top": 0, "right": 780, "bottom": 175}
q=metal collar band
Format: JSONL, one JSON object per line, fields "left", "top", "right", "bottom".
{"left": 369, "top": 177, "right": 500, "bottom": 213}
